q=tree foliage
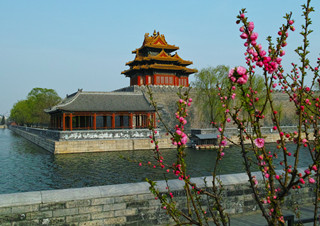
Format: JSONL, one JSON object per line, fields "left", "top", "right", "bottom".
{"left": 10, "top": 88, "right": 61, "bottom": 127}
{"left": 0, "top": 116, "right": 5, "bottom": 125}
{"left": 192, "top": 65, "right": 266, "bottom": 126}
{"left": 192, "top": 65, "right": 230, "bottom": 125}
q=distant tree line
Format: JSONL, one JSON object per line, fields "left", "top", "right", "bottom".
{"left": 192, "top": 65, "right": 298, "bottom": 127}
{"left": 10, "top": 88, "right": 61, "bottom": 127}
{"left": 0, "top": 115, "right": 5, "bottom": 125}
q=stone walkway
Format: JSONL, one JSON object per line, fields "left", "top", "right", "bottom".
{"left": 229, "top": 204, "right": 319, "bottom": 225}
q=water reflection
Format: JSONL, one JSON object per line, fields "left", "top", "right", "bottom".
{"left": 0, "top": 129, "right": 313, "bottom": 194}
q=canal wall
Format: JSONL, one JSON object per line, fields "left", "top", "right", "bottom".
{"left": 9, "top": 126, "right": 174, "bottom": 154}
{"left": 10, "top": 125, "right": 310, "bottom": 154}
{"left": 0, "top": 170, "right": 314, "bottom": 225}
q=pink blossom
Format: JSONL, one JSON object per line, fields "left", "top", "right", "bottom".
{"left": 236, "top": 66, "right": 247, "bottom": 75}
{"left": 240, "top": 33, "right": 248, "bottom": 39}
{"left": 229, "top": 66, "right": 248, "bottom": 85}
{"left": 312, "top": 165, "right": 318, "bottom": 172}
{"left": 221, "top": 140, "right": 227, "bottom": 146}
{"left": 237, "top": 75, "right": 248, "bottom": 85}
{"left": 181, "top": 136, "right": 188, "bottom": 145}
{"left": 250, "top": 32, "right": 258, "bottom": 41}
{"left": 248, "top": 22, "right": 254, "bottom": 32}
{"left": 176, "top": 130, "right": 182, "bottom": 136}
{"left": 254, "top": 138, "right": 265, "bottom": 148}
{"left": 228, "top": 68, "right": 235, "bottom": 77}
{"left": 289, "top": 20, "right": 294, "bottom": 25}
{"left": 302, "top": 138, "right": 307, "bottom": 144}
{"left": 239, "top": 26, "right": 244, "bottom": 32}
{"left": 275, "top": 175, "right": 280, "bottom": 180}
{"left": 299, "top": 178, "right": 305, "bottom": 184}
{"left": 188, "top": 98, "right": 192, "bottom": 102}
{"left": 309, "top": 178, "right": 315, "bottom": 184}
{"left": 226, "top": 118, "right": 231, "bottom": 123}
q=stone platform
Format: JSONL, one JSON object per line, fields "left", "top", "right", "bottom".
{"left": 9, "top": 126, "right": 174, "bottom": 154}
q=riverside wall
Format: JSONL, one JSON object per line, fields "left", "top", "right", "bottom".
{"left": 9, "top": 126, "right": 174, "bottom": 154}
{"left": 10, "top": 125, "right": 304, "bottom": 154}
{"left": 0, "top": 171, "right": 314, "bottom": 226}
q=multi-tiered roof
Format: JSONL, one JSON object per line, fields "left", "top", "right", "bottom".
{"left": 122, "top": 31, "right": 197, "bottom": 87}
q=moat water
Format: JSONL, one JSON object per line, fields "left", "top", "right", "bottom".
{"left": 0, "top": 128, "right": 313, "bottom": 194}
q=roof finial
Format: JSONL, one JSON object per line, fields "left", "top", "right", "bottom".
{"left": 153, "top": 30, "right": 157, "bottom": 36}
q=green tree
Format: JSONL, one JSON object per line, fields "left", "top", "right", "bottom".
{"left": 10, "top": 88, "right": 61, "bottom": 127}
{"left": 192, "top": 65, "right": 230, "bottom": 125}
{"left": 10, "top": 100, "right": 33, "bottom": 126}
{"left": 27, "top": 88, "right": 61, "bottom": 126}
{"left": 0, "top": 115, "right": 5, "bottom": 125}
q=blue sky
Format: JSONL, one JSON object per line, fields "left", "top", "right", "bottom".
{"left": 1, "top": 0, "right": 319, "bottom": 116}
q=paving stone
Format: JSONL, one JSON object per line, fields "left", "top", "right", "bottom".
{"left": 26, "top": 210, "right": 52, "bottom": 220}
{"left": 47, "top": 217, "right": 65, "bottom": 225}
{"left": 79, "top": 220, "right": 104, "bottom": 226}
{"left": 114, "top": 195, "right": 137, "bottom": 203}
{"left": 103, "top": 203, "right": 126, "bottom": 211}
{"left": 53, "top": 208, "right": 78, "bottom": 217}
{"left": 0, "top": 207, "right": 11, "bottom": 215}
{"left": 91, "top": 211, "right": 114, "bottom": 220}
{"left": 66, "top": 213, "right": 91, "bottom": 222}
{"left": 11, "top": 220, "right": 40, "bottom": 226}
{"left": 114, "top": 208, "right": 138, "bottom": 217}
{"left": 103, "top": 216, "right": 126, "bottom": 224}
{"left": 41, "top": 187, "right": 101, "bottom": 203}
{"left": 0, "top": 192, "right": 41, "bottom": 208}
{"left": 40, "top": 202, "right": 66, "bottom": 211}
{"left": 78, "top": 205, "right": 103, "bottom": 214}
{"left": 11, "top": 204, "right": 39, "bottom": 214}
{"left": 91, "top": 197, "right": 114, "bottom": 206}
{"left": 66, "top": 199, "right": 91, "bottom": 208}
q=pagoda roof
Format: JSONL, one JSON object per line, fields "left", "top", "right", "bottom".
{"left": 126, "top": 50, "right": 193, "bottom": 66}
{"left": 132, "top": 31, "right": 179, "bottom": 53}
{"left": 45, "top": 90, "right": 154, "bottom": 113}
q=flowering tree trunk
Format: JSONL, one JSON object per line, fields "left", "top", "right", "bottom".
{"left": 142, "top": 0, "right": 319, "bottom": 225}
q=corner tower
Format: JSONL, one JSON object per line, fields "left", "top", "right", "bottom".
{"left": 122, "top": 31, "right": 197, "bottom": 87}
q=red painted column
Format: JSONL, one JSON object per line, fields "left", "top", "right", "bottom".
{"left": 154, "top": 75, "right": 157, "bottom": 85}
{"left": 62, "top": 113, "right": 66, "bottom": 131}
{"left": 137, "top": 76, "right": 141, "bottom": 86}
{"left": 186, "top": 77, "right": 189, "bottom": 87}
{"left": 93, "top": 113, "right": 97, "bottom": 130}
{"left": 129, "top": 113, "right": 133, "bottom": 129}
{"left": 112, "top": 113, "right": 115, "bottom": 129}
{"left": 69, "top": 113, "right": 73, "bottom": 131}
